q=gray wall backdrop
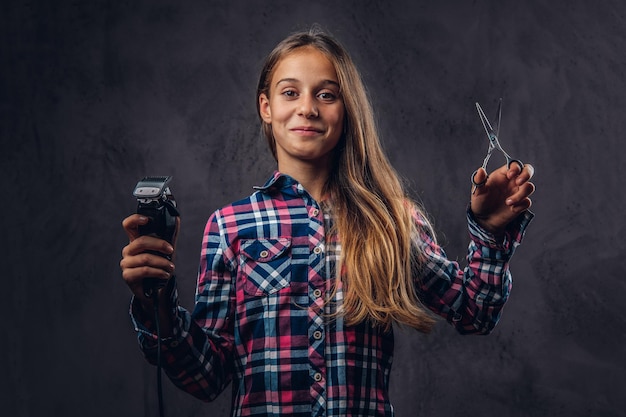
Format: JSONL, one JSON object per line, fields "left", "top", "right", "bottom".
{"left": 3, "top": 0, "right": 625, "bottom": 416}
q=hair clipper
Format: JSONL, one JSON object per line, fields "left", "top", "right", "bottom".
{"left": 133, "top": 176, "right": 180, "bottom": 297}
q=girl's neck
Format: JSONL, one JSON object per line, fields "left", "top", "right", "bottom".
{"left": 278, "top": 161, "right": 330, "bottom": 202}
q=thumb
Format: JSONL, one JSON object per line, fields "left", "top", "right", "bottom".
{"left": 471, "top": 167, "right": 488, "bottom": 192}
{"left": 122, "top": 214, "right": 149, "bottom": 241}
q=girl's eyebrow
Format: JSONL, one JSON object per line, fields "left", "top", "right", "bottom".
{"left": 275, "top": 78, "right": 340, "bottom": 88}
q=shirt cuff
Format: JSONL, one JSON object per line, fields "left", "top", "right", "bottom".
{"left": 467, "top": 207, "right": 534, "bottom": 251}
{"left": 128, "top": 276, "right": 186, "bottom": 348}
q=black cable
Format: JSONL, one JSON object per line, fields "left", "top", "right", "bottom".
{"left": 151, "top": 289, "right": 165, "bottom": 417}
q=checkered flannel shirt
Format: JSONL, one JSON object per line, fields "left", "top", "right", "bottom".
{"left": 132, "top": 171, "right": 533, "bottom": 416}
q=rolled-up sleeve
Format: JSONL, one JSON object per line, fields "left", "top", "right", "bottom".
{"left": 416, "top": 209, "right": 534, "bottom": 334}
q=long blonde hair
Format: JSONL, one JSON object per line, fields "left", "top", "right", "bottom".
{"left": 257, "top": 28, "right": 436, "bottom": 333}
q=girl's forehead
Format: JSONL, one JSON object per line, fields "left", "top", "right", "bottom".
{"left": 271, "top": 47, "right": 338, "bottom": 81}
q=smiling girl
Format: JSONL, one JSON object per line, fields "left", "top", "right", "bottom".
{"left": 120, "top": 28, "right": 535, "bottom": 417}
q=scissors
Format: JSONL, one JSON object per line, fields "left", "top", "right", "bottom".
{"left": 471, "top": 99, "right": 524, "bottom": 194}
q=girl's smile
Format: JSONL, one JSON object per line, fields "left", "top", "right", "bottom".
{"left": 290, "top": 125, "right": 324, "bottom": 136}
{"left": 258, "top": 46, "right": 345, "bottom": 172}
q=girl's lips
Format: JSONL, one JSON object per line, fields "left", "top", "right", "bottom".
{"left": 291, "top": 126, "right": 323, "bottom": 136}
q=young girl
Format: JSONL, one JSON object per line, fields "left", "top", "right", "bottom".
{"left": 120, "top": 28, "right": 535, "bottom": 417}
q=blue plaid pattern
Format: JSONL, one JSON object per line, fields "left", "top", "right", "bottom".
{"left": 132, "top": 171, "right": 533, "bottom": 416}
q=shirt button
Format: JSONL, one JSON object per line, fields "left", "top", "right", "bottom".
{"left": 313, "top": 330, "right": 323, "bottom": 340}
{"left": 313, "top": 289, "right": 322, "bottom": 298}
{"left": 312, "top": 208, "right": 320, "bottom": 216}
{"left": 313, "top": 246, "right": 322, "bottom": 255}
{"left": 259, "top": 250, "right": 269, "bottom": 258}
{"left": 313, "top": 372, "right": 323, "bottom": 382}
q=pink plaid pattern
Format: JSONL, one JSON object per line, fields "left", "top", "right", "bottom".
{"left": 131, "top": 172, "right": 533, "bottom": 416}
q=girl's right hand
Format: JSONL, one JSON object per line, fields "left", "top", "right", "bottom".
{"left": 119, "top": 214, "right": 177, "bottom": 303}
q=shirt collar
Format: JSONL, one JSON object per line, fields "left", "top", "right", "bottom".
{"left": 253, "top": 171, "right": 307, "bottom": 198}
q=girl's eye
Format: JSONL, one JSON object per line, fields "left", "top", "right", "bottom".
{"left": 282, "top": 90, "right": 298, "bottom": 98}
{"left": 318, "top": 91, "right": 338, "bottom": 101}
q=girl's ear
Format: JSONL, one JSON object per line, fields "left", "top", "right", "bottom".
{"left": 259, "top": 93, "right": 272, "bottom": 123}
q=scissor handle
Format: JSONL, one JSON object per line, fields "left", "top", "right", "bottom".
{"left": 507, "top": 158, "right": 524, "bottom": 172}
{"left": 471, "top": 159, "right": 525, "bottom": 194}
{"left": 471, "top": 169, "right": 487, "bottom": 194}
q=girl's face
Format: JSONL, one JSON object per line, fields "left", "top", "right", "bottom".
{"left": 259, "top": 46, "right": 345, "bottom": 172}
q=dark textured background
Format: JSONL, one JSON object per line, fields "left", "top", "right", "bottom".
{"left": 2, "top": 1, "right": 625, "bottom": 416}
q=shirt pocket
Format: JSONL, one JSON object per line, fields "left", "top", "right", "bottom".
{"left": 240, "top": 238, "right": 292, "bottom": 296}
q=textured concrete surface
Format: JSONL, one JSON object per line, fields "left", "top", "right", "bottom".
{"left": 2, "top": 1, "right": 625, "bottom": 416}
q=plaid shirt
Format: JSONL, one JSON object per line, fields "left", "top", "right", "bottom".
{"left": 132, "top": 171, "right": 533, "bottom": 417}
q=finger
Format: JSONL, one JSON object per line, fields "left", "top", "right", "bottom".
{"left": 122, "top": 214, "right": 150, "bottom": 241}
{"left": 120, "top": 251, "right": 175, "bottom": 282}
{"left": 515, "top": 164, "right": 535, "bottom": 185}
{"left": 505, "top": 181, "right": 536, "bottom": 206}
{"left": 511, "top": 163, "right": 534, "bottom": 184}
{"left": 122, "top": 235, "right": 174, "bottom": 257}
{"left": 506, "top": 162, "right": 523, "bottom": 180}
{"left": 121, "top": 264, "right": 173, "bottom": 285}
{"left": 509, "top": 197, "right": 532, "bottom": 214}
{"left": 471, "top": 168, "right": 488, "bottom": 193}
{"left": 120, "top": 251, "right": 175, "bottom": 271}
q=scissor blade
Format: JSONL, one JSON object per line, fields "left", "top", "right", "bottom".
{"left": 495, "top": 98, "right": 502, "bottom": 138}
{"left": 475, "top": 102, "right": 497, "bottom": 141}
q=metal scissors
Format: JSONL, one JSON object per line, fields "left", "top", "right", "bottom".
{"left": 471, "top": 99, "right": 524, "bottom": 194}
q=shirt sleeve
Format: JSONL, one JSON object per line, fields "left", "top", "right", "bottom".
{"left": 415, "top": 208, "right": 534, "bottom": 334}
{"left": 128, "top": 211, "right": 237, "bottom": 402}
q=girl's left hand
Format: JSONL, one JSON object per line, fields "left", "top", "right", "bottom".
{"left": 470, "top": 163, "right": 535, "bottom": 234}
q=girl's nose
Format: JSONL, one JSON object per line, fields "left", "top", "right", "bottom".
{"left": 298, "top": 94, "right": 319, "bottom": 118}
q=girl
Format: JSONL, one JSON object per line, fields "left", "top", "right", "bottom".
{"left": 120, "top": 28, "right": 535, "bottom": 417}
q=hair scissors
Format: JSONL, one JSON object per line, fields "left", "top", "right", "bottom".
{"left": 471, "top": 99, "right": 524, "bottom": 194}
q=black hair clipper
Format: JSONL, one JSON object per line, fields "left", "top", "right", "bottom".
{"left": 133, "top": 176, "right": 180, "bottom": 297}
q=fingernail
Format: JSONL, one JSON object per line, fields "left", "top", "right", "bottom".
{"left": 138, "top": 216, "right": 148, "bottom": 222}
{"left": 167, "top": 245, "right": 174, "bottom": 253}
{"left": 506, "top": 198, "right": 513, "bottom": 205}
